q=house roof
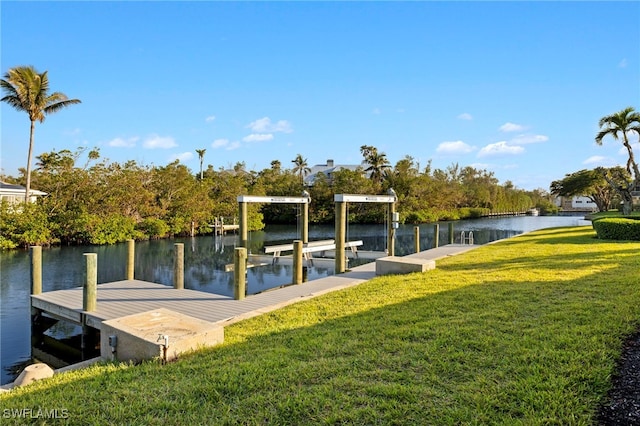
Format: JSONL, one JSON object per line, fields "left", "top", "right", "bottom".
{"left": 0, "top": 181, "right": 47, "bottom": 196}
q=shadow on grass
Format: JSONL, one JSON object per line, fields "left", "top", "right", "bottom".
{"left": 2, "top": 226, "right": 640, "bottom": 424}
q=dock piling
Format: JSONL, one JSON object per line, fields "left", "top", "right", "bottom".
{"left": 414, "top": 226, "right": 420, "bottom": 253}
{"left": 293, "top": 240, "right": 303, "bottom": 285}
{"left": 433, "top": 224, "right": 440, "bottom": 248}
{"left": 126, "top": 239, "right": 135, "bottom": 280}
{"left": 174, "top": 243, "right": 184, "bottom": 290}
{"left": 83, "top": 253, "right": 97, "bottom": 312}
{"left": 30, "top": 246, "right": 42, "bottom": 296}
{"left": 448, "top": 223, "right": 454, "bottom": 245}
{"left": 234, "top": 247, "right": 247, "bottom": 300}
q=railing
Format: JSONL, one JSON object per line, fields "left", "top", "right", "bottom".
{"left": 460, "top": 231, "right": 474, "bottom": 245}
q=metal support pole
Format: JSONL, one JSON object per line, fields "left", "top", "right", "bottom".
{"left": 126, "top": 239, "right": 135, "bottom": 280}
{"left": 234, "top": 247, "right": 247, "bottom": 300}
{"left": 30, "top": 246, "right": 42, "bottom": 296}
{"left": 388, "top": 201, "right": 396, "bottom": 256}
{"left": 335, "top": 201, "right": 347, "bottom": 274}
{"left": 433, "top": 224, "right": 440, "bottom": 248}
{"left": 301, "top": 203, "right": 309, "bottom": 244}
{"left": 414, "top": 226, "right": 420, "bottom": 253}
{"left": 83, "top": 253, "right": 97, "bottom": 312}
{"left": 173, "top": 243, "right": 184, "bottom": 289}
{"left": 293, "top": 240, "right": 303, "bottom": 285}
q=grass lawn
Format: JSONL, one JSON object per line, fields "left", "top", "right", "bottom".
{"left": 2, "top": 226, "right": 639, "bottom": 425}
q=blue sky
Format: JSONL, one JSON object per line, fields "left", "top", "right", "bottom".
{"left": 1, "top": 1, "right": 639, "bottom": 191}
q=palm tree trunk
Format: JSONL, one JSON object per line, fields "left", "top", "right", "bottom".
{"left": 622, "top": 133, "right": 640, "bottom": 187}
{"left": 24, "top": 120, "right": 35, "bottom": 204}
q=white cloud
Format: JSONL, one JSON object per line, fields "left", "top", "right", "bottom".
{"left": 510, "top": 134, "right": 549, "bottom": 145}
{"left": 583, "top": 155, "right": 619, "bottom": 167}
{"left": 436, "top": 140, "right": 475, "bottom": 155}
{"left": 478, "top": 141, "right": 525, "bottom": 157}
{"left": 499, "top": 122, "right": 526, "bottom": 133}
{"left": 243, "top": 133, "right": 274, "bottom": 142}
{"left": 470, "top": 162, "right": 490, "bottom": 169}
{"left": 108, "top": 136, "right": 139, "bottom": 148}
{"left": 457, "top": 113, "right": 473, "bottom": 120}
{"left": 205, "top": 115, "right": 216, "bottom": 122}
{"left": 212, "top": 138, "right": 241, "bottom": 150}
{"left": 143, "top": 134, "right": 177, "bottom": 149}
{"left": 170, "top": 152, "right": 194, "bottom": 163}
{"left": 212, "top": 138, "right": 230, "bottom": 148}
{"left": 227, "top": 141, "right": 241, "bottom": 150}
{"left": 619, "top": 58, "right": 628, "bottom": 68}
{"left": 247, "top": 117, "right": 293, "bottom": 133}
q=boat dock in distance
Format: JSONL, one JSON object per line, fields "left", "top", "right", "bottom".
{"left": 29, "top": 243, "right": 478, "bottom": 366}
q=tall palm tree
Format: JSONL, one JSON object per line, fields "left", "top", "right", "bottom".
{"left": 1, "top": 66, "right": 81, "bottom": 202}
{"left": 360, "top": 145, "right": 391, "bottom": 186}
{"left": 291, "top": 154, "right": 311, "bottom": 184}
{"left": 195, "top": 148, "right": 206, "bottom": 180}
{"left": 596, "top": 106, "right": 640, "bottom": 184}
{"left": 596, "top": 107, "right": 640, "bottom": 214}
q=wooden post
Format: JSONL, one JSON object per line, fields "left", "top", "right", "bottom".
{"left": 293, "top": 240, "right": 303, "bottom": 285}
{"left": 448, "top": 222, "right": 454, "bottom": 245}
{"left": 30, "top": 246, "right": 42, "bottom": 296}
{"left": 414, "top": 226, "right": 420, "bottom": 253}
{"left": 83, "top": 253, "right": 97, "bottom": 312}
{"left": 335, "top": 201, "right": 347, "bottom": 274}
{"left": 174, "top": 243, "right": 184, "bottom": 290}
{"left": 126, "top": 239, "right": 135, "bottom": 280}
{"left": 433, "top": 224, "right": 440, "bottom": 248}
{"left": 239, "top": 202, "right": 248, "bottom": 248}
{"left": 234, "top": 247, "right": 247, "bottom": 300}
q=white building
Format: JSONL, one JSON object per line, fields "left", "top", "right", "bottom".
{"left": 554, "top": 195, "right": 598, "bottom": 212}
{"left": 303, "top": 159, "right": 369, "bottom": 186}
{"left": 0, "top": 181, "right": 47, "bottom": 205}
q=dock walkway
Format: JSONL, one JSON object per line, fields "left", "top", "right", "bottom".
{"left": 31, "top": 244, "right": 479, "bottom": 330}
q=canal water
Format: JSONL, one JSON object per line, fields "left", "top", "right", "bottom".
{"left": 0, "top": 215, "right": 590, "bottom": 385}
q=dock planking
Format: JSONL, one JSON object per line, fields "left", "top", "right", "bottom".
{"left": 30, "top": 268, "right": 376, "bottom": 331}
{"left": 30, "top": 244, "right": 479, "bottom": 333}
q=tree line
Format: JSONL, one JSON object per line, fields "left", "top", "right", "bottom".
{"left": 0, "top": 65, "right": 560, "bottom": 249}
{"left": 0, "top": 146, "right": 553, "bottom": 249}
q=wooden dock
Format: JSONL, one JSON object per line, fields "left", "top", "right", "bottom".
{"left": 30, "top": 244, "right": 480, "bottom": 333}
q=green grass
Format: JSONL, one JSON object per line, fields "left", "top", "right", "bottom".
{"left": 2, "top": 226, "right": 640, "bottom": 425}
{"left": 589, "top": 210, "right": 640, "bottom": 220}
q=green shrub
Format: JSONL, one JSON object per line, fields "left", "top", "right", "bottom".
{"left": 404, "top": 210, "right": 439, "bottom": 224}
{"left": 459, "top": 207, "right": 489, "bottom": 219}
{"left": 592, "top": 217, "right": 640, "bottom": 240}
{"left": 136, "top": 218, "right": 170, "bottom": 239}
{"left": 88, "top": 215, "right": 138, "bottom": 244}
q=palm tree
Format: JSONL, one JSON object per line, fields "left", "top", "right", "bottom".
{"left": 360, "top": 145, "right": 391, "bottom": 186}
{"left": 596, "top": 107, "right": 640, "bottom": 214}
{"left": 195, "top": 149, "right": 206, "bottom": 180}
{"left": 291, "top": 154, "right": 311, "bottom": 184}
{"left": 596, "top": 106, "right": 640, "bottom": 183}
{"left": 1, "top": 66, "right": 81, "bottom": 202}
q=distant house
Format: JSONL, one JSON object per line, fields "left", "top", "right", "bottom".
{"left": 303, "top": 159, "right": 370, "bottom": 186}
{"left": 554, "top": 195, "right": 598, "bottom": 212}
{"left": 0, "top": 181, "right": 47, "bottom": 205}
